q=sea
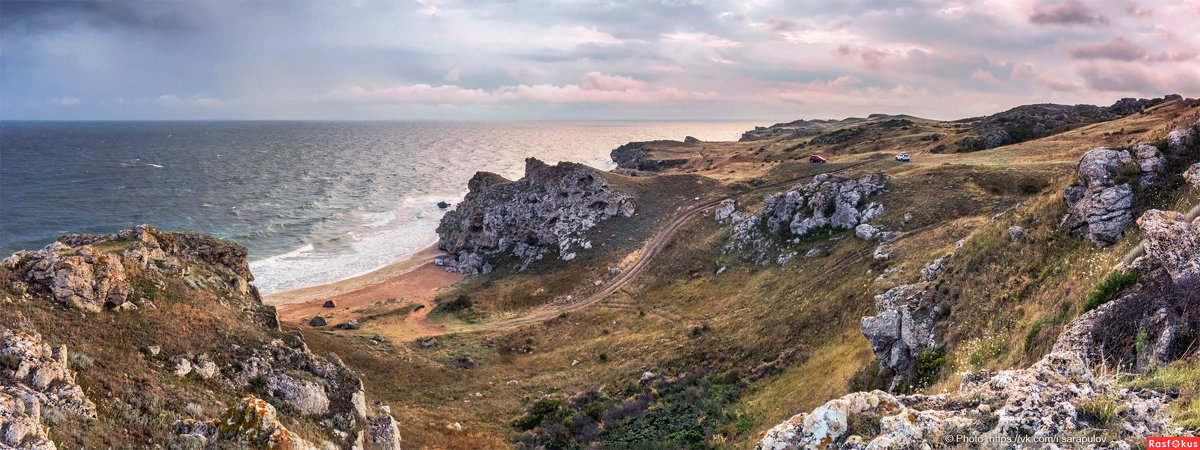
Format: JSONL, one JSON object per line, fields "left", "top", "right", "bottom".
{"left": 0, "top": 121, "right": 758, "bottom": 293}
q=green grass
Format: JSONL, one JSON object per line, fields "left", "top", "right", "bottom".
{"left": 1075, "top": 396, "right": 1120, "bottom": 427}
{"left": 1082, "top": 270, "right": 1142, "bottom": 313}
{"left": 1128, "top": 359, "right": 1200, "bottom": 430}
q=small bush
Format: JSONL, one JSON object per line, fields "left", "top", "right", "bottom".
{"left": 915, "top": 348, "right": 948, "bottom": 387}
{"left": 1083, "top": 270, "right": 1142, "bottom": 313}
{"left": 436, "top": 295, "right": 473, "bottom": 313}
{"left": 69, "top": 352, "right": 94, "bottom": 370}
{"left": 184, "top": 403, "right": 204, "bottom": 418}
{"left": 1075, "top": 396, "right": 1119, "bottom": 426}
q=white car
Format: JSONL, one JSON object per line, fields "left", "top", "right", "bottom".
{"left": 895, "top": 152, "right": 910, "bottom": 161}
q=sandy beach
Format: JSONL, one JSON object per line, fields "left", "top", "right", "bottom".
{"left": 264, "top": 245, "right": 464, "bottom": 336}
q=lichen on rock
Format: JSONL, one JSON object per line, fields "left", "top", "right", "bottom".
{"left": 174, "top": 395, "right": 316, "bottom": 450}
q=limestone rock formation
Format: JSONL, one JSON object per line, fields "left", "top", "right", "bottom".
{"left": 1137, "top": 209, "right": 1200, "bottom": 283}
{"left": 714, "top": 199, "right": 737, "bottom": 222}
{"left": 763, "top": 240, "right": 1199, "bottom": 448}
{"left": 266, "top": 373, "right": 330, "bottom": 415}
{"left": 437, "top": 158, "right": 635, "bottom": 272}
{"left": 724, "top": 173, "right": 888, "bottom": 264}
{"left": 609, "top": 141, "right": 689, "bottom": 171}
{"left": 919, "top": 257, "right": 945, "bottom": 282}
{"left": 1, "top": 326, "right": 97, "bottom": 449}
{"left": 3, "top": 242, "right": 130, "bottom": 312}
{"left": 368, "top": 408, "right": 403, "bottom": 450}
{"left": 1060, "top": 147, "right": 1135, "bottom": 247}
{"left": 1133, "top": 143, "right": 1168, "bottom": 186}
{"left": 757, "top": 351, "right": 1182, "bottom": 449}
{"left": 854, "top": 224, "right": 879, "bottom": 241}
{"left": 859, "top": 283, "right": 936, "bottom": 382}
{"left": 173, "top": 395, "right": 316, "bottom": 449}
{"left": 3, "top": 225, "right": 269, "bottom": 323}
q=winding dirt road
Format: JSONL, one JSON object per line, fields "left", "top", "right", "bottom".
{"left": 465, "top": 159, "right": 875, "bottom": 332}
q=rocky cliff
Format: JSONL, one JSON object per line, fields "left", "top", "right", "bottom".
{"left": 0, "top": 225, "right": 401, "bottom": 449}
{"left": 609, "top": 141, "right": 691, "bottom": 171}
{"left": 437, "top": 157, "right": 635, "bottom": 273}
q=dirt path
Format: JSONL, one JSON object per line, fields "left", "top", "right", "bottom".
{"left": 464, "top": 159, "right": 875, "bottom": 332}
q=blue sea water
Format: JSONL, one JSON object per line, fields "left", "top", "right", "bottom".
{"left": 0, "top": 121, "right": 757, "bottom": 293}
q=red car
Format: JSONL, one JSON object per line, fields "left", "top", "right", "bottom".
{"left": 809, "top": 155, "right": 827, "bottom": 163}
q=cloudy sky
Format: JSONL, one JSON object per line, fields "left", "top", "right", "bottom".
{"left": 1, "top": 0, "right": 1198, "bottom": 121}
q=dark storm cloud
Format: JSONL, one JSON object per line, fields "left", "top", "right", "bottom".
{"left": 0, "top": 0, "right": 1196, "bottom": 120}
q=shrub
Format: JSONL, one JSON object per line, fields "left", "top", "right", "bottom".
{"left": 916, "top": 348, "right": 948, "bottom": 387}
{"left": 1083, "top": 270, "right": 1142, "bottom": 313}
{"left": 69, "top": 352, "right": 94, "bottom": 370}
{"left": 435, "top": 295, "right": 473, "bottom": 313}
{"left": 1075, "top": 396, "right": 1119, "bottom": 426}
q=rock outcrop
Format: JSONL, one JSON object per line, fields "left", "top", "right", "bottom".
{"left": 437, "top": 158, "right": 635, "bottom": 272}
{"left": 174, "top": 395, "right": 316, "bottom": 449}
{"left": 609, "top": 141, "right": 690, "bottom": 171}
{"left": 738, "top": 119, "right": 824, "bottom": 142}
{"left": 859, "top": 283, "right": 936, "bottom": 382}
{"left": 1060, "top": 147, "right": 1135, "bottom": 247}
{"left": 1137, "top": 209, "right": 1200, "bottom": 283}
{"left": 368, "top": 408, "right": 403, "bottom": 450}
{"left": 724, "top": 173, "right": 888, "bottom": 263}
{"left": 1133, "top": 143, "right": 1168, "bottom": 186}
{"left": 3, "top": 225, "right": 268, "bottom": 323}
{"left": 1, "top": 326, "right": 97, "bottom": 450}
{"left": 3, "top": 242, "right": 131, "bottom": 312}
{"left": 757, "top": 350, "right": 1184, "bottom": 449}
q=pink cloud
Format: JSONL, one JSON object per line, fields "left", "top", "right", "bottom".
{"left": 1029, "top": 0, "right": 1111, "bottom": 26}
{"left": 581, "top": 72, "right": 647, "bottom": 91}
{"left": 322, "top": 73, "right": 724, "bottom": 105}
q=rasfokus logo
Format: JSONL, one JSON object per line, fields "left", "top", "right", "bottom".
{"left": 1148, "top": 437, "right": 1200, "bottom": 448}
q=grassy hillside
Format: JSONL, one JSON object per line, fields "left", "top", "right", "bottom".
{"left": 294, "top": 98, "right": 1200, "bottom": 448}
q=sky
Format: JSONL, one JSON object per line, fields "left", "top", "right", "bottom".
{"left": 1, "top": 0, "right": 1198, "bottom": 121}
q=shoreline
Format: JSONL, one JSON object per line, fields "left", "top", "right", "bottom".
{"left": 263, "top": 244, "right": 459, "bottom": 309}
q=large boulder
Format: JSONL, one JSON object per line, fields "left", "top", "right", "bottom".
{"left": 1133, "top": 143, "right": 1168, "bottom": 186}
{"left": 1137, "top": 209, "right": 1200, "bottom": 283}
{"left": 367, "top": 408, "right": 403, "bottom": 450}
{"left": 1060, "top": 147, "right": 1135, "bottom": 247}
{"left": 437, "top": 158, "right": 634, "bottom": 272}
{"left": 859, "top": 283, "right": 936, "bottom": 382}
{"left": 266, "top": 373, "right": 330, "bottom": 415}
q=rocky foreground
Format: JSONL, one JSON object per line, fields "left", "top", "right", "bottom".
{"left": 1, "top": 225, "right": 401, "bottom": 449}
{"left": 758, "top": 121, "right": 1200, "bottom": 449}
